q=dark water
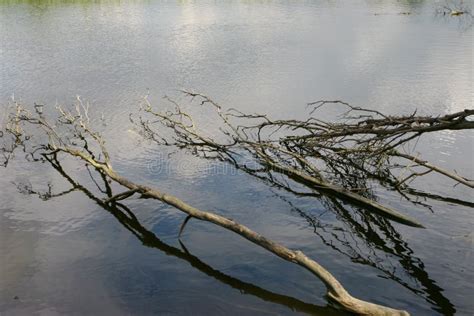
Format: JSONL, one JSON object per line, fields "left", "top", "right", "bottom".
{"left": 0, "top": 1, "right": 473, "bottom": 315}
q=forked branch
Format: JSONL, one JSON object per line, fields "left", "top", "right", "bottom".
{"left": 0, "top": 100, "right": 410, "bottom": 314}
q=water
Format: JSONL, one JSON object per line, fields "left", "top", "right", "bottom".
{"left": 0, "top": 1, "right": 473, "bottom": 315}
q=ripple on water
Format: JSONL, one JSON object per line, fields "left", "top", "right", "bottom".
{"left": 0, "top": 1, "right": 473, "bottom": 315}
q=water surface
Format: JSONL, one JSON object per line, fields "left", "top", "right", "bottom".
{"left": 0, "top": 1, "right": 473, "bottom": 315}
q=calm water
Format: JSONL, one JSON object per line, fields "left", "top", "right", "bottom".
{"left": 0, "top": 1, "right": 473, "bottom": 315}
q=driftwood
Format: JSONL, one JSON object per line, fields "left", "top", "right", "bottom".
{"left": 25, "top": 155, "right": 345, "bottom": 315}
{"left": 130, "top": 92, "right": 472, "bottom": 314}
{"left": 0, "top": 100, "right": 413, "bottom": 315}
{"left": 437, "top": 1, "right": 473, "bottom": 17}
{"left": 132, "top": 92, "right": 473, "bottom": 228}
{"left": 3, "top": 94, "right": 473, "bottom": 314}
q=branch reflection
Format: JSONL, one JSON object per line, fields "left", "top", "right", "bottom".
{"left": 224, "top": 160, "right": 457, "bottom": 315}
{"left": 21, "top": 154, "right": 347, "bottom": 316}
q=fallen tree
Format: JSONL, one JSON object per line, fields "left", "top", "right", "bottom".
{"left": 3, "top": 94, "right": 473, "bottom": 315}
{"left": 0, "top": 99, "right": 415, "bottom": 315}
{"left": 16, "top": 154, "right": 345, "bottom": 316}
{"left": 132, "top": 91, "right": 473, "bottom": 227}
{"left": 130, "top": 93, "right": 472, "bottom": 314}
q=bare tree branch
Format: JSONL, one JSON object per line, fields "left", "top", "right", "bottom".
{"left": 0, "top": 100, "right": 411, "bottom": 315}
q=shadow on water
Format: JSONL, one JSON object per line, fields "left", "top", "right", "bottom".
{"left": 21, "top": 154, "right": 348, "bottom": 316}
{"left": 222, "top": 160, "right": 459, "bottom": 315}
{"left": 14, "top": 148, "right": 459, "bottom": 315}
{"left": 289, "top": 194, "right": 456, "bottom": 316}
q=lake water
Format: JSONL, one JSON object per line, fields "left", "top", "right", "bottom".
{"left": 0, "top": 1, "right": 473, "bottom": 315}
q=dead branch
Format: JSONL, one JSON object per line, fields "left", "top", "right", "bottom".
{"left": 0, "top": 100, "right": 410, "bottom": 315}
{"left": 24, "top": 155, "right": 348, "bottom": 315}
{"left": 390, "top": 151, "right": 473, "bottom": 188}
{"left": 133, "top": 92, "right": 472, "bottom": 218}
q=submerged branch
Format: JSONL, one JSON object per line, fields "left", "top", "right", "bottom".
{"left": 0, "top": 100, "right": 411, "bottom": 314}
{"left": 133, "top": 92, "right": 473, "bottom": 229}
{"left": 391, "top": 151, "right": 473, "bottom": 189}
{"left": 40, "top": 155, "right": 347, "bottom": 316}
